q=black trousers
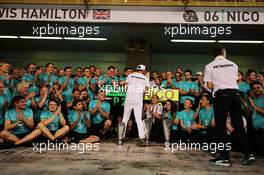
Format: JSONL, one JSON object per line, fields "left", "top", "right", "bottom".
{"left": 214, "top": 89, "right": 251, "bottom": 159}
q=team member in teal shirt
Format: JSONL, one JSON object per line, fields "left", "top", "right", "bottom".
{"left": 35, "top": 85, "right": 50, "bottom": 123}
{"left": 160, "top": 71, "right": 178, "bottom": 89}
{"left": 39, "top": 63, "right": 58, "bottom": 88}
{"left": 89, "top": 91, "right": 112, "bottom": 139}
{"left": 248, "top": 81, "right": 264, "bottom": 155}
{"left": 192, "top": 95, "right": 215, "bottom": 143}
{"left": 177, "top": 99, "right": 196, "bottom": 142}
{"left": 162, "top": 100, "right": 179, "bottom": 143}
{"left": 0, "top": 62, "right": 11, "bottom": 87}
{"left": 119, "top": 67, "right": 133, "bottom": 86}
{"left": 0, "top": 95, "right": 41, "bottom": 146}
{"left": 15, "top": 81, "right": 37, "bottom": 110}
{"left": 37, "top": 99, "right": 69, "bottom": 142}
{"left": 77, "top": 68, "right": 96, "bottom": 100}
{"left": 179, "top": 70, "right": 200, "bottom": 109}
{"left": 68, "top": 100, "right": 91, "bottom": 143}
{"left": 98, "top": 66, "right": 119, "bottom": 88}
{"left": 238, "top": 70, "right": 250, "bottom": 100}
{"left": 0, "top": 81, "right": 11, "bottom": 129}
{"left": 59, "top": 67, "right": 75, "bottom": 102}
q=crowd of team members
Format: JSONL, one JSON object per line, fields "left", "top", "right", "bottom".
{"left": 0, "top": 61, "right": 263, "bottom": 154}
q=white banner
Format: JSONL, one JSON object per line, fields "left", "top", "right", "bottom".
{"left": 0, "top": 5, "right": 263, "bottom": 25}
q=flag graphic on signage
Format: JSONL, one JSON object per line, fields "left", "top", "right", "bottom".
{"left": 93, "top": 9, "right": 111, "bottom": 20}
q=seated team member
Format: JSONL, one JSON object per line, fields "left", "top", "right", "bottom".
{"left": 58, "top": 66, "right": 75, "bottom": 103}
{"left": 160, "top": 71, "right": 178, "bottom": 89}
{"left": 89, "top": 91, "right": 112, "bottom": 141}
{"left": 143, "top": 95, "right": 163, "bottom": 142}
{"left": 39, "top": 63, "right": 59, "bottom": 88}
{"left": 192, "top": 94, "right": 215, "bottom": 143}
{"left": 98, "top": 66, "right": 119, "bottom": 88}
{"left": 15, "top": 81, "right": 37, "bottom": 110}
{"left": 68, "top": 100, "right": 91, "bottom": 143}
{"left": 248, "top": 81, "right": 264, "bottom": 155}
{"left": 37, "top": 99, "right": 69, "bottom": 142}
{"left": 162, "top": 100, "right": 179, "bottom": 143}
{"left": 77, "top": 67, "right": 96, "bottom": 100}
{"left": 0, "top": 95, "right": 41, "bottom": 146}
{"left": 177, "top": 99, "right": 196, "bottom": 142}
{"left": 0, "top": 81, "right": 11, "bottom": 134}
{"left": 179, "top": 69, "right": 200, "bottom": 110}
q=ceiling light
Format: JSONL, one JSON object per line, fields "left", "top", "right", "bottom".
{"left": 0, "top": 35, "right": 18, "bottom": 39}
{"left": 171, "top": 39, "right": 216, "bottom": 43}
{"left": 19, "top": 36, "right": 63, "bottom": 40}
{"left": 217, "top": 40, "right": 264, "bottom": 44}
{"left": 63, "top": 37, "right": 107, "bottom": 41}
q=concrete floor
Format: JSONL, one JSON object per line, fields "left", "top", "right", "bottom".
{"left": 0, "top": 140, "right": 263, "bottom": 175}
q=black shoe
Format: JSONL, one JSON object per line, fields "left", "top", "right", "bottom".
{"left": 209, "top": 157, "right": 231, "bottom": 167}
{"left": 241, "top": 154, "right": 255, "bottom": 166}
{"left": 136, "top": 139, "right": 146, "bottom": 147}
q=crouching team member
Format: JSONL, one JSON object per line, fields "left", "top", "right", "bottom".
{"left": 191, "top": 94, "right": 215, "bottom": 143}
{"left": 89, "top": 90, "right": 112, "bottom": 142}
{"left": 37, "top": 99, "right": 69, "bottom": 142}
{"left": 177, "top": 99, "right": 196, "bottom": 142}
{"left": 68, "top": 100, "right": 91, "bottom": 143}
{"left": 143, "top": 95, "right": 163, "bottom": 143}
{"left": 162, "top": 100, "right": 178, "bottom": 144}
{"left": 248, "top": 81, "right": 264, "bottom": 155}
{"left": 162, "top": 100, "right": 180, "bottom": 143}
{"left": 0, "top": 95, "right": 41, "bottom": 146}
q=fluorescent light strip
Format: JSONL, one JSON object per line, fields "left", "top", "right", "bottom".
{"left": 0, "top": 35, "right": 18, "bottom": 39}
{"left": 171, "top": 39, "right": 216, "bottom": 43}
{"left": 63, "top": 37, "right": 107, "bottom": 41}
{"left": 217, "top": 40, "right": 264, "bottom": 44}
{"left": 19, "top": 36, "right": 63, "bottom": 40}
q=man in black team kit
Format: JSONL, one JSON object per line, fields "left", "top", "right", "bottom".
{"left": 204, "top": 47, "right": 255, "bottom": 167}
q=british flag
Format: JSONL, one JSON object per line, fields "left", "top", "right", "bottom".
{"left": 93, "top": 9, "right": 111, "bottom": 20}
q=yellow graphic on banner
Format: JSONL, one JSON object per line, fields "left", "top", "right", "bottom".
{"left": 144, "top": 88, "right": 179, "bottom": 102}
{"left": 0, "top": 0, "right": 263, "bottom": 7}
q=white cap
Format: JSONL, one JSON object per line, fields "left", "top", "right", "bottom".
{"left": 136, "top": 64, "right": 146, "bottom": 71}
{"left": 196, "top": 71, "right": 203, "bottom": 76}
